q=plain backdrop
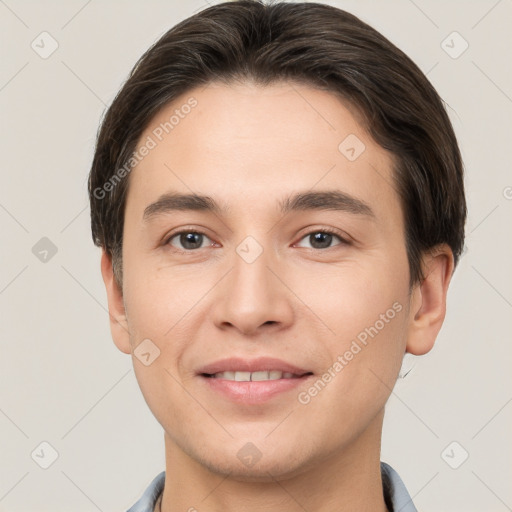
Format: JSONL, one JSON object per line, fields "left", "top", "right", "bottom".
{"left": 0, "top": 1, "right": 511, "bottom": 511}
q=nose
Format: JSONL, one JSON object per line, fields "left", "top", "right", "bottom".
{"left": 211, "top": 241, "right": 295, "bottom": 336}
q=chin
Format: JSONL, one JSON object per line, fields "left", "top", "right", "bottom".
{"left": 191, "top": 440, "right": 313, "bottom": 482}
{"left": 202, "top": 456, "right": 306, "bottom": 482}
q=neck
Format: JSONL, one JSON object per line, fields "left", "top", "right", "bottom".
{"left": 159, "top": 410, "right": 388, "bottom": 512}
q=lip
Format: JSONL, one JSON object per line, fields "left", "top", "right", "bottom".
{"left": 200, "top": 376, "right": 313, "bottom": 404}
{"left": 196, "top": 356, "right": 311, "bottom": 376}
{"left": 197, "top": 357, "right": 314, "bottom": 404}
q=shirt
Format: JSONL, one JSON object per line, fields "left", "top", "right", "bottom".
{"left": 126, "top": 461, "right": 417, "bottom": 512}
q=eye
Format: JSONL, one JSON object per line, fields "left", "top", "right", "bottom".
{"left": 164, "top": 228, "right": 349, "bottom": 252}
{"left": 165, "top": 230, "right": 214, "bottom": 251}
{"left": 295, "top": 229, "right": 349, "bottom": 250}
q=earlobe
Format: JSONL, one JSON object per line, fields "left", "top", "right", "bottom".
{"left": 100, "top": 250, "right": 132, "bottom": 355}
{"left": 406, "top": 245, "right": 454, "bottom": 356}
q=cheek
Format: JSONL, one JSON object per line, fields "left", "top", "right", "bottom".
{"left": 122, "top": 246, "right": 205, "bottom": 338}
{"left": 131, "top": 356, "right": 198, "bottom": 437}
{"left": 296, "top": 254, "right": 408, "bottom": 337}
{"left": 298, "top": 254, "right": 409, "bottom": 384}
{"left": 122, "top": 270, "right": 200, "bottom": 428}
{"left": 300, "top": 290, "right": 408, "bottom": 434}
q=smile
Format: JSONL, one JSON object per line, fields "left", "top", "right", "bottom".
{"left": 204, "top": 370, "right": 305, "bottom": 381}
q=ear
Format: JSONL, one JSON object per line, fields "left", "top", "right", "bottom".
{"left": 100, "top": 249, "right": 132, "bottom": 354}
{"left": 406, "top": 244, "right": 455, "bottom": 355}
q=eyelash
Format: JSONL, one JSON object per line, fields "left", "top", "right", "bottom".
{"left": 164, "top": 227, "right": 350, "bottom": 253}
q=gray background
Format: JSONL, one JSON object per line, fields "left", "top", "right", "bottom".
{"left": 1, "top": 0, "right": 511, "bottom": 510}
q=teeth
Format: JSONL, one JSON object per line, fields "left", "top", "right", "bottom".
{"left": 212, "top": 370, "right": 300, "bottom": 381}
{"left": 251, "top": 371, "right": 270, "bottom": 381}
{"left": 234, "top": 371, "right": 251, "bottom": 381}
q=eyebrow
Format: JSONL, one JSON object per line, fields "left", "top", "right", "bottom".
{"left": 143, "top": 190, "right": 374, "bottom": 221}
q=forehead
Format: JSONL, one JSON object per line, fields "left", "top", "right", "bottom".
{"left": 126, "top": 81, "right": 401, "bottom": 225}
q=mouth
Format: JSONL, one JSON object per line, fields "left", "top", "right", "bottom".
{"left": 201, "top": 370, "right": 312, "bottom": 381}
{"left": 197, "top": 357, "right": 314, "bottom": 404}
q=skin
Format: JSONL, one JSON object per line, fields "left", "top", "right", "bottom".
{"left": 101, "top": 81, "right": 454, "bottom": 512}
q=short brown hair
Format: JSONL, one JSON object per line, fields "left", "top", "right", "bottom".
{"left": 88, "top": 0, "right": 466, "bottom": 287}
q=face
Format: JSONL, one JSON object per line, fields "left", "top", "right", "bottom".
{"left": 110, "top": 81, "right": 422, "bottom": 480}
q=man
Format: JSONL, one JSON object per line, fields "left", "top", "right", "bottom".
{"left": 88, "top": 1, "right": 466, "bottom": 511}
